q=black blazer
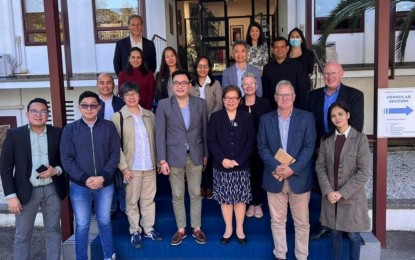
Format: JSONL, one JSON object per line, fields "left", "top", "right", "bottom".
{"left": 240, "top": 95, "right": 271, "bottom": 133}
{"left": 207, "top": 109, "right": 255, "bottom": 171}
{"left": 0, "top": 125, "right": 67, "bottom": 205}
{"left": 154, "top": 71, "right": 170, "bottom": 103}
{"left": 262, "top": 58, "right": 310, "bottom": 110}
{"left": 306, "top": 83, "right": 364, "bottom": 147}
{"left": 113, "top": 36, "right": 157, "bottom": 75}
{"left": 98, "top": 95, "right": 125, "bottom": 120}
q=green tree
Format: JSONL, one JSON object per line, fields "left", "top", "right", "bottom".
{"left": 316, "top": 0, "right": 415, "bottom": 62}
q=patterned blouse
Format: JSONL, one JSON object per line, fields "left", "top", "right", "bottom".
{"left": 248, "top": 44, "right": 269, "bottom": 70}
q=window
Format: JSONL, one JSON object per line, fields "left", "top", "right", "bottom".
{"left": 22, "top": 0, "right": 63, "bottom": 45}
{"left": 93, "top": 0, "right": 143, "bottom": 43}
{"left": 314, "top": 0, "right": 364, "bottom": 34}
{"left": 395, "top": 1, "right": 415, "bottom": 30}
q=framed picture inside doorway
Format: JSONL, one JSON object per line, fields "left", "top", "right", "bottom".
{"left": 230, "top": 25, "right": 243, "bottom": 43}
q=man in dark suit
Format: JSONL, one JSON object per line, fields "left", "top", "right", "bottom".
{"left": 307, "top": 61, "right": 364, "bottom": 148}
{"left": 306, "top": 61, "right": 364, "bottom": 240}
{"left": 262, "top": 36, "right": 310, "bottom": 110}
{"left": 258, "top": 80, "right": 316, "bottom": 260}
{"left": 0, "top": 98, "right": 67, "bottom": 260}
{"left": 156, "top": 70, "right": 208, "bottom": 246}
{"left": 113, "top": 14, "right": 157, "bottom": 75}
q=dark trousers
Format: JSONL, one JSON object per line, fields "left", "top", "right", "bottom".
{"left": 201, "top": 157, "right": 213, "bottom": 189}
{"left": 249, "top": 151, "right": 265, "bottom": 205}
{"left": 331, "top": 230, "right": 361, "bottom": 260}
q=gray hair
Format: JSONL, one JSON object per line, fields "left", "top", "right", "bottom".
{"left": 241, "top": 72, "right": 257, "bottom": 84}
{"left": 274, "top": 80, "right": 295, "bottom": 95}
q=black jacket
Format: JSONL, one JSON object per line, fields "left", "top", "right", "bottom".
{"left": 0, "top": 125, "right": 67, "bottom": 205}
{"left": 262, "top": 58, "right": 310, "bottom": 110}
{"left": 306, "top": 83, "right": 364, "bottom": 147}
{"left": 113, "top": 36, "right": 157, "bottom": 75}
{"left": 98, "top": 95, "right": 125, "bottom": 120}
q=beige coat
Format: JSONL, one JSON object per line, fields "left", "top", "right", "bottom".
{"left": 110, "top": 105, "right": 157, "bottom": 171}
{"left": 190, "top": 79, "right": 223, "bottom": 119}
{"left": 316, "top": 127, "right": 371, "bottom": 232}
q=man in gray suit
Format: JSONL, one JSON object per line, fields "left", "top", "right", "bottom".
{"left": 156, "top": 70, "right": 208, "bottom": 246}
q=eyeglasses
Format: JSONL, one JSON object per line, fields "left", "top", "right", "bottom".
{"left": 223, "top": 97, "right": 240, "bottom": 102}
{"left": 197, "top": 64, "right": 209, "bottom": 69}
{"left": 172, "top": 81, "right": 191, "bottom": 87}
{"left": 29, "top": 109, "right": 48, "bottom": 116}
{"left": 80, "top": 104, "right": 99, "bottom": 110}
{"left": 275, "top": 93, "right": 294, "bottom": 99}
{"left": 124, "top": 92, "right": 139, "bottom": 98}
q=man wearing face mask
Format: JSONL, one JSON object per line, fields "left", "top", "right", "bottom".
{"left": 288, "top": 27, "right": 315, "bottom": 77}
{"left": 262, "top": 37, "right": 310, "bottom": 110}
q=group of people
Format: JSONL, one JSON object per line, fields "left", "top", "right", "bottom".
{"left": 0, "top": 13, "right": 371, "bottom": 260}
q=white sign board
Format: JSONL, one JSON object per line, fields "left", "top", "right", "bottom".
{"left": 378, "top": 88, "right": 415, "bottom": 138}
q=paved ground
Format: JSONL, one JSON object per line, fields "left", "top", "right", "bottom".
{"left": 0, "top": 227, "right": 413, "bottom": 259}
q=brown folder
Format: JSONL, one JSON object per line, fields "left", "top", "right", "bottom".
{"left": 273, "top": 148, "right": 296, "bottom": 181}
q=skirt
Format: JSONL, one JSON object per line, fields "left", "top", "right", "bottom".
{"left": 212, "top": 168, "right": 252, "bottom": 204}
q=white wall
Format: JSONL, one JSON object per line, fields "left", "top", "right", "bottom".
{"left": 1, "top": 0, "right": 415, "bottom": 74}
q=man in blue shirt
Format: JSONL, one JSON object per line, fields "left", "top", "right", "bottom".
{"left": 306, "top": 61, "right": 364, "bottom": 240}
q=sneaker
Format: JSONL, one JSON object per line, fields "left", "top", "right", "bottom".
{"left": 131, "top": 232, "right": 142, "bottom": 248}
{"left": 192, "top": 228, "right": 207, "bottom": 244}
{"left": 246, "top": 205, "right": 255, "bottom": 217}
{"left": 104, "top": 252, "right": 117, "bottom": 260}
{"left": 143, "top": 229, "right": 163, "bottom": 241}
{"left": 171, "top": 230, "right": 187, "bottom": 246}
{"left": 254, "top": 205, "right": 263, "bottom": 218}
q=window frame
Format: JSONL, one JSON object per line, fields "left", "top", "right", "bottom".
{"left": 92, "top": 0, "right": 145, "bottom": 44}
{"left": 314, "top": 1, "right": 365, "bottom": 34}
{"left": 21, "top": 0, "right": 64, "bottom": 46}
{"left": 395, "top": 10, "right": 415, "bottom": 31}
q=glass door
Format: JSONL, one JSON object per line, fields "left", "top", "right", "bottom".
{"left": 177, "top": 0, "right": 228, "bottom": 72}
{"left": 200, "top": 0, "right": 228, "bottom": 71}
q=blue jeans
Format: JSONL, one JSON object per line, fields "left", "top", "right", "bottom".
{"left": 70, "top": 182, "right": 114, "bottom": 260}
{"left": 331, "top": 230, "right": 361, "bottom": 260}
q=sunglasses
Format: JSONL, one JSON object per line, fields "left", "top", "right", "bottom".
{"left": 80, "top": 104, "right": 99, "bottom": 110}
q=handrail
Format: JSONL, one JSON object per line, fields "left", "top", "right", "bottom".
{"left": 151, "top": 34, "right": 167, "bottom": 73}
{"left": 151, "top": 34, "right": 166, "bottom": 42}
{"left": 311, "top": 48, "right": 324, "bottom": 74}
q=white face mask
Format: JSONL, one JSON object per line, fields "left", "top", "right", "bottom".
{"left": 289, "top": 38, "right": 302, "bottom": 48}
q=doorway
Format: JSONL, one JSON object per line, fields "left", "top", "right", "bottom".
{"left": 176, "top": 0, "right": 275, "bottom": 72}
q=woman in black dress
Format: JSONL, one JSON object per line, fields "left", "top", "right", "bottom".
{"left": 208, "top": 85, "right": 255, "bottom": 245}
{"left": 240, "top": 72, "right": 271, "bottom": 218}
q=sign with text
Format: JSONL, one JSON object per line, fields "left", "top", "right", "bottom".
{"left": 378, "top": 88, "right": 415, "bottom": 138}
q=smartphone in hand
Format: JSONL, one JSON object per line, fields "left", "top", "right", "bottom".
{"left": 36, "top": 165, "right": 48, "bottom": 179}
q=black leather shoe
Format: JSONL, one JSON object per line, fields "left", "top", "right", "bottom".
{"left": 310, "top": 227, "right": 330, "bottom": 240}
{"left": 221, "top": 236, "right": 231, "bottom": 244}
{"left": 237, "top": 236, "right": 247, "bottom": 245}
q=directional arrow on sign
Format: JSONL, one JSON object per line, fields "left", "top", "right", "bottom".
{"left": 384, "top": 106, "right": 414, "bottom": 116}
